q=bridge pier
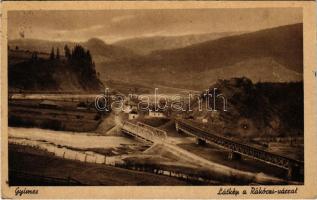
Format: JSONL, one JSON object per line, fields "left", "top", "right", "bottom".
{"left": 287, "top": 164, "right": 301, "bottom": 181}
{"left": 196, "top": 138, "right": 206, "bottom": 145}
{"left": 175, "top": 122, "right": 180, "bottom": 133}
{"left": 228, "top": 151, "right": 241, "bottom": 161}
{"left": 176, "top": 119, "right": 304, "bottom": 181}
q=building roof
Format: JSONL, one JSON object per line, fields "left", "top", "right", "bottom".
{"left": 130, "top": 110, "right": 138, "bottom": 114}
{"left": 149, "top": 110, "right": 165, "bottom": 114}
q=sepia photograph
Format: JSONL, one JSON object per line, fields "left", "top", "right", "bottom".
{"left": 1, "top": 1, "right": 317, "bottom": 199}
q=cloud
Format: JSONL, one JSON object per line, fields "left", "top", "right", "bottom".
{"left": 111, "top": 15, "right": 135, "bottom": 23}
{"left": 8, "top": 8, "right": 302, "bottom": 43}
{"left": 77, "top": 24, "right": 105, "bottom": 32}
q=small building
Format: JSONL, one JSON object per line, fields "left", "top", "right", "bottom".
{"left": 39, "top": 100, "right": 60, "bottom": 109}
{"left": 149, "top": 110, "right": 166, "bottom": 118}
{"left": 124, "top": 102, "right": 138, "bottom": 113}
{"left": 128, "top": 110, "right": 139, "bottom": 120}
{"left": 196, "top": 116, "right": 208, "bottom": 123}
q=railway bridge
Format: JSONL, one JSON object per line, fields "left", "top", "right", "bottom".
{"left": 175, "top": 119, "right": 304, "bottom": 180}
{"left": 121, "top": 121, "right": 167, "bottom": 143}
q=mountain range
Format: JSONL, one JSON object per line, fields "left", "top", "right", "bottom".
{"left": 9, "top": 23, "right": 303, "bottom": 91}
{"left": 98, "top": 23, "right": 303, "bottom": 90}
{"left": 114, "top": 32, "right": 241, "bottom": 55}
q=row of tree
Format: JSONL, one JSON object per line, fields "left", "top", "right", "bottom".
{"left": 27, "top": 44, "right": 99, "bottom": 87}
{"left": 49, "top": 45, "right": 94, "bottom": 66}
{"left": 50, "top": 47, "right": 61, "bottom": 60}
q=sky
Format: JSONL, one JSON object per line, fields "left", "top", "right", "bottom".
{"left": 8, "top": 8, "right": 302, "bottom": 43}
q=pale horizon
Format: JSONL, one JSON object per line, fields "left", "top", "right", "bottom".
{"left": 8, "top": 8, "right": 302, "bottom": 43}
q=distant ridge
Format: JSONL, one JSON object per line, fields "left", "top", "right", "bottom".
{"left": 98, "top": 23, "right": 303, "bottom": 90}
{"left": 149, "top": 23, "right": 303, "bottom": 73}
{"left": 9, "top": 38, "right": 137, "bottom": 63}
{"left": 114, "top": 32, "right": 241, "bottom": 55}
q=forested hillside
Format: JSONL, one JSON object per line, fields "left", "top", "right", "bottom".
{"left": 9, "top": 45, "right": 103, "bottom": 92}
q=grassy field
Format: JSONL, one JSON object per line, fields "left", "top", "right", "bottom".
{"left": 9, "top": 101, "right": 102, "bottom": 132}
{"left": 8, "top": 144, "right": 190, "bottom": 186}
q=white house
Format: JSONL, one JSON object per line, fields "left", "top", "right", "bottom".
{"left": 149, "top": 110, "right": 165, "bottom": 118}
{"left": 197, "top": 116, "right": 208, "bottom": 123}
{"left": 202, "top": 118, "right": 208, "bottom": 123}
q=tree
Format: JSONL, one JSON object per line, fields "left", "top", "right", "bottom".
{"left": 86, "top": 50, "right": 92, "bottom": 64}
{"left": 56, "top": 48, "right": 60, "bottom": 59}
{"left": 50, "top": 47, "right": 55, "bottom": 60}
{"left": 71, "top": 45, "right": 86, "bottom": 62}
{"left": 31, "top": 52, "right": 38, "bottom": 61}
{"left": 68, "top": 45, "right": 98, "bottom": 83}
{"left": 64, "top": 45, "right": 71, "bottom": 60}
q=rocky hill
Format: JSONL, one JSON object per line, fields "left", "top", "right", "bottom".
{"left": 188, "top": 77, "right": 303, "bottom": 138}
